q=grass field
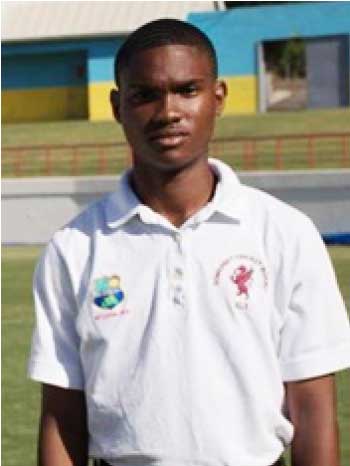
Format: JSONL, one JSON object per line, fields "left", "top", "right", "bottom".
{"left": 2, "top": 109, "right": 350, "bottom": 176}
{"left": 3, "top": 109, "right": 350, "bottom": 146}
{"left": 2, "top": 245, "right": 350, "bottom": 466}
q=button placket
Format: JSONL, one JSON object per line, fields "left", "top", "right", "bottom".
{"left": 170, "top": 231, "right": 186, "bottom": 308}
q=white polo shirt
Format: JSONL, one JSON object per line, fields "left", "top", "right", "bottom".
{"left": 28, "top": 158, "right": 350, "bottom": 466}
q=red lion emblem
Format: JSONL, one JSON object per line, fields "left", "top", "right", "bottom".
{"left": 231, "top": 265, "right": 253, "bottom": 297}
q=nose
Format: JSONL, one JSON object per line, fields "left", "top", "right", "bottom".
{"left": 154, "top": 92, "right": 181, "bottom": 124}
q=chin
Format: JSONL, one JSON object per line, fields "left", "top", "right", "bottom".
{"left": 150, "top": 149, "right": 205, "bottom": 172}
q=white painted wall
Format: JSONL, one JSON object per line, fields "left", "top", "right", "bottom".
{"left": 2, "top": 171, "right": 350, "bottom": 244}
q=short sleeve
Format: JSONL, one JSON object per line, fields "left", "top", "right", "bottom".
{"left": 28, "top": 240, "right": 84, "bottom": 389}
{"left": 279, "top": 217, "right": 350, "bottom": 382}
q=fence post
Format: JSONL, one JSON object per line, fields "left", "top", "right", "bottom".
{"left": 98, "top": 147, "right": 107, "bottom": 174}
{"left": 275, "top": 138, "right": 283, "bottom": 170}
{"left": 72, "top": 147, "right": 79, "bottom": 176}
{"left": 307, "top": 136, "right": 316, "bottom": 168}
{"left": 252, "top": 141, "right": 257, "bottom": 169}
{"left": 342, "top": 135, "right": 349, "bottom": 168}
{"left": 14, "top": 149, "right": 22, "bottom": 177}
{"left": 243, "top": 141, "right": 255, "bottom": 170}
{"left": 44, "top": 147, "right": 52, "bottom": 176}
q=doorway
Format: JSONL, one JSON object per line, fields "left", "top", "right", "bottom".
{"left": 258, "top": 35, "right": 349, "bottom": 112}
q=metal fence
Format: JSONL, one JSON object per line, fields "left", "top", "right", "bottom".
{"left": 2, "top": 133, "right": 350, "bottom": 177}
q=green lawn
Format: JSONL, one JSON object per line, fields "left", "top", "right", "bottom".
{"left": 2, "top": 109, "right": 350, "bottom": 146}
{"left": 2, "top": 109, "right": 350, "bottom": 176}
{"left": 2, "top": 245, "right": 350, "bottom": 466}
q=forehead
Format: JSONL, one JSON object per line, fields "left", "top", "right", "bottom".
{"left": 119, "top": 44, "right": 213, "bottom": 87}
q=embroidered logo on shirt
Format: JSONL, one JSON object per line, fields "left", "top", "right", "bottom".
{"left": 231, "top": 265, "right": 253, "bottom": 298}
{"left": 93, "top": 275, "right": 125, "bottom": 311}
{"left": 214, "top": 255, "right": 268, "bottom": 310}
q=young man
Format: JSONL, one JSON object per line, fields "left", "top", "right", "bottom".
{"left": 28, "top": 19, "right": 350, "bottom": 466}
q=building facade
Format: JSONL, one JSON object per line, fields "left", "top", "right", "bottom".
{"left": 2, "top": 37, "right": 123, "bottom": 122}
{"left": 189, "top": 2, "right": 350, "bottom": 114}
{"left": 2, "top": 1, "right": 350, "bottom": 123}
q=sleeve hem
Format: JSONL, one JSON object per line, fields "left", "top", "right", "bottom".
{"left": 27, "top": 358, "right": 84, "bottom": 390}
{"left": 280, "top": 341, "right": 350, "bottom": 382}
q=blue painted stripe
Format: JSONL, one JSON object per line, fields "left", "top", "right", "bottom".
{"left": 2, "top": 38, "right": 124, "bottom": 85}
{"left": 2, "top": 37, "right": 122, "bottom": 57}
{"left": 323, "top": 233, "right": 350, "bottom": 245}
{"left": 2, "top": 52, "right": 87, "bottom": 89}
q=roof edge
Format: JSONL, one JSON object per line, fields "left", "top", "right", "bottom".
{"left": 2, "top": 31, "right": 130, "bottom": 44}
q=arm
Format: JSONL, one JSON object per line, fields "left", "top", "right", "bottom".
{"left": 285, "top": 374, "right": 340, "bottom": 466}
{"left": 38, "top": 384, "right": 88, "bottom": 466}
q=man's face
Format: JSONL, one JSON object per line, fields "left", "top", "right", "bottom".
{"left": 111, "top": 44, "right": 226, "bottom": 171}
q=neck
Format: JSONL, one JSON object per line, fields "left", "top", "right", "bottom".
{"left": 130, "top": 158, "right": 216, "bottom": 227}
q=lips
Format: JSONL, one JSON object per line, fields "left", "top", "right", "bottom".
{"left": 148, "top": 129, "right": 189, "bottom": 147}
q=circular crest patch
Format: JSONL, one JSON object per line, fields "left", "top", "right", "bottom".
{"left": 92, "top": 275, "right": 129, "bottom": 320}
{"left": 214, "top": 254, "right": 268, "bottom": 310}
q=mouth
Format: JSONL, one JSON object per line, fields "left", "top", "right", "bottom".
{"left": 148, "top": 130, "right": 189, "bottom": 148}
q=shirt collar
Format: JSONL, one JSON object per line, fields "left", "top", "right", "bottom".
{"left": 105, "top": 169, "right": 148, "bottom": 229}
{"left": 105, "top": 158, "right": 244, "bottom": 229}
{"left": 207, "top": 158, "right": 244, "bottom": 222}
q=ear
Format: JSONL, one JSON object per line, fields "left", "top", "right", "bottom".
{"left": 214, "top": 80, "right": 227, "bottom": 116}
{"left": 110, "top": 88, "right": 121, "bottom": 123}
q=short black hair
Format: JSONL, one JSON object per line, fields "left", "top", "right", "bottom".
{"left": 115, "top": 18, "right": 218, "bottom": 85}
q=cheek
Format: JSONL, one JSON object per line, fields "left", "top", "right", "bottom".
{"left": 119, "top": 98, "right": 153, "bottom": 129}
{"left": 190, "top": 98, "right": 217, "bottom": 131}
{"left": 122, "top": 108, "right": 147, "bottom": 127}
{"left": 121, "top": 110, "right": 149, "bottom": 141}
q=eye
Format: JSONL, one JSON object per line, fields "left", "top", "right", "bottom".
{"left": 178, "top": 83, "right": 199, "bottom": 96}
{"left": 129, "top": 88, "right": 158, "bottom": 104}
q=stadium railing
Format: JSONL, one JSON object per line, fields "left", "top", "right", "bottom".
{"left": 2, "top": 133, "right": 350, "bottom": 177}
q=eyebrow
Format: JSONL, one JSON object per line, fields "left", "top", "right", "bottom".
{"left": 127, "top": 78, "right": 207, "bottom": 89}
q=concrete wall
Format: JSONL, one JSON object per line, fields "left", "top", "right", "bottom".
{"left": 2, "top": 171, "right": 350, "bottom": 245}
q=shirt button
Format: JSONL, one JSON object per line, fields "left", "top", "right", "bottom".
{"left": 173, "top": 293, "right": 184, "bottom": 307}
{"left": 173, "top": 285, "right": 184, "bottom": 305}
{"left": 173, "top": 295, "right": 182, "bottom": 305}
{"left": 174, "top": 267, "right": 183, "bottom": 278}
